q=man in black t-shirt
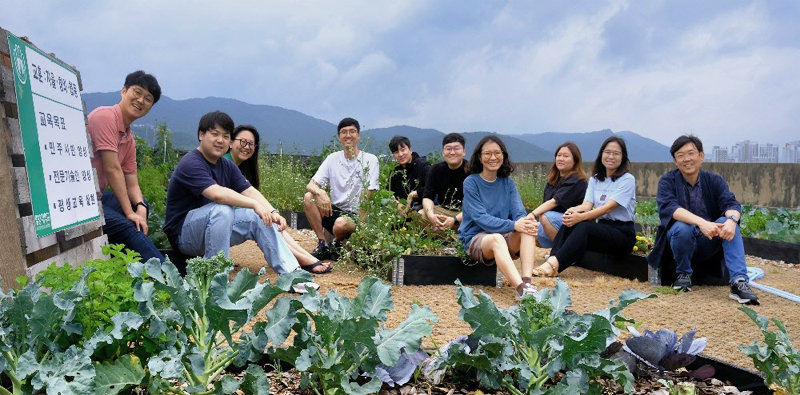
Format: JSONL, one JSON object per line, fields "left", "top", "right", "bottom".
{"left": 420, "top": 133, "right": 468, "bottom": 231}
{"left": 388, "top": 135, "right": 431, "bottom": 215}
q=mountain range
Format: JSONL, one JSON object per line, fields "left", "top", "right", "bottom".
{"left": 82, "top": 92, "right": 673, "bottom": 162}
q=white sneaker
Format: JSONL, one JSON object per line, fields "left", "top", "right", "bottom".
{"left": 291, "top": 282, "right": 320, "bottom": 294}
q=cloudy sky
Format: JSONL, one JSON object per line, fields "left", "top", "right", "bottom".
{"left": 4, "top": 0, "right": 799, "bottom": 148}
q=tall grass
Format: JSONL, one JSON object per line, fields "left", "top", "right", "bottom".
{"left": 258, "top": 153, "right": 314, "bottom": 212}
{"left": 513, "top": 170, "right": 546, "bottom": 210}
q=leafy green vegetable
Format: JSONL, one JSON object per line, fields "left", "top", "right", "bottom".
{"left": 268, "top": 276, "right": 438, "bottom": 395}
{"left": 738, "top": 306, "right": 800, "bottom": 394}
{"left": 130, "top": 254, "right": 311, "bottom": 394}
{"left": 429, "top": 280, "right": 655, "bottom": 394}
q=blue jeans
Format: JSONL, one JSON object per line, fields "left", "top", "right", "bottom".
{"left": 177, "top": 203, "right": 299, "bottom": 274}
{"left": 666, "top": 217, "right": 748, "bottom": 284}
{"left": 536, "top": 211, "right": 564, "bottom": 248}
{"left": 101, "top": 192, "right": 164, "bottom": 262}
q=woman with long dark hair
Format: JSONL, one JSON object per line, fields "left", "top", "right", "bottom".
{"left": 227, "top": 125, "right": 332, "bottom": 273}
{"left": 530, "top": 142, "right": 588, "bottom": 247}
{"left": 459, "top": 135, "right": 538, "bottom": 299}
{"left": 533, "top": 136, "right": 636, "bottom": 276}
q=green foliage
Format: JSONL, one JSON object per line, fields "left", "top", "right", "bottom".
{"left": 135, "top": 123, "right": 179, "bottom": 250}
{"left": 36, "top": 244, "right": 156, "bottom": 360}
{"left": 513, "top": 170, "right": 546, "bottom": 211}
{"left": 635, "top": 199, "right": 660, "bottom": 240}
{"left": 269, "top": 277, "right": 438, "bottom": 395}
{"left": 740, "top": 205, "right": 800, "bottom": 244}
{"left": 258, "top": 153, "right": 314, "bottom": 212}
{"left": 430, "top": 280, "right": 656, "bottom": 394}
{"left": 130, "top": 254, "right": 312, "bottom": 394}
{"left": 738, "top": 307, "right": 800, "bottom": 394}
{"left": 0, "top": 271, "right": 97, "bottom": 395}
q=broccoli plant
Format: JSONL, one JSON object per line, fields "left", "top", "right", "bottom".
{"left": 267, "top": 276, "right": 438, "bottom": 395}
{"left": 428, "top": 280, "right": 655, "bottom": 394}
{"left": 128, "top": 253, "right": 311, "bottom": 394}
{"left": 739, "top": 306, "right": 800, "bottom": 394}
{"left": 0, "top": 271, "right": 96, "bottom": 395}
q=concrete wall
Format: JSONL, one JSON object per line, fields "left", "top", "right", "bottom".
{"left": 1, "top": 28, "right": 107, "bottom": 290}
{"left": 516, "top": 161, "right": 800, "bottom": 208}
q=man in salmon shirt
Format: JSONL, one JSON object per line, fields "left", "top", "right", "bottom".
{"left": 87, "top": 71, "right": 164, "bottom": 262}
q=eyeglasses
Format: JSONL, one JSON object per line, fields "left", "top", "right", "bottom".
{"left": 602, "top": 150, "right": 622, "bottom": 158}
{"left": 128, "top": 86, "right": 154, "bottom": 105}
{"left": 481, "top": 150, "right": 504, "bottom": 159}
{"left": 443, "top": 145, "right": 463, "bottom": 153}
{"left": 674, "top": 150, "right": 699, "bottom": 160}
{"left": 235, "top": 139, "right": 255, "bottom": 149}
{"left": 339, "top": 128, "right": 359, "bottom": 135}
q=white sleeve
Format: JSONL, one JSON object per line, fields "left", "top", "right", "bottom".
{"left": 312, "top": 154, "right": 332, "bottom": 188}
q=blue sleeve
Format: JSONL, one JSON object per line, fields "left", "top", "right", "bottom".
{"left": 584, "top": 177, "right": 596, "bottom": 205}
{"left": 711, "top": 174, "right": 741, "bottom": 214}
{"left": 462, "top": 177, "right": 515, "bottom": 233}
{"left": 607, "top": 174, "right": 635, "bottom": 208}
{"left": 656, "top": 171, "right": 681, "bottom": 228}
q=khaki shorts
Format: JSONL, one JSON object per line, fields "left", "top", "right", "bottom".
{"left": 467, "top": 232, "right": 518, "bottom": 266}
{"left": 418, "top": 206, "right": 460, "bottom": 230}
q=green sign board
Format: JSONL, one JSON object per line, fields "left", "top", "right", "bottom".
{"left": 7, "top": 32, "right": 99, "bottom": 237}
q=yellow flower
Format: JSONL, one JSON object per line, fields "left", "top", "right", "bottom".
{"left": 633, "top": 246, "right": 639, "bottom": 252}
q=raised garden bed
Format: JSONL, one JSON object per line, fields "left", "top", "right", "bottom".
{"left": 389, "top": 254, "right": 501, "bottom": 286}
{"left": 743, "top": 236, "right": 800, "bottom": 264}
{"left": 280, "top": 209, "right": 311, "bottom": 230}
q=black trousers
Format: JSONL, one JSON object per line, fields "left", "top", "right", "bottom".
{"left": 551, "top": 219, "right": 635, "bottom": 272}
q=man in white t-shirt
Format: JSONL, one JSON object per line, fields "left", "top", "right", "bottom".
{"left": 303, "top": 118, "right": 379, "bottom": 259}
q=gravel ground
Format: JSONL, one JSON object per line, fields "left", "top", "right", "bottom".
{"left": 231, "top": 228, "right": 800, "bottom": 371}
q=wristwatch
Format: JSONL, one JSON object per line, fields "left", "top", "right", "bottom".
{"left": 134, "top": 201, "right": 149, "bottom": 218}
{"left": 726, "top": 215, "right": 740, "bottom": 224}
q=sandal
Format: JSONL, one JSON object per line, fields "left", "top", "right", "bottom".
{"left": 532, "top": 258, "right": 559, "bottom": 277}
{"left": 300, "top": 261, "right": 332, "bottom": 274}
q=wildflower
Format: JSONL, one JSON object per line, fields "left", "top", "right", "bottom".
{"left": 633, "top": 246, "right": 639, "bottom": 252}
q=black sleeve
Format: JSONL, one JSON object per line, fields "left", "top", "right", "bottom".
{"left": 415, "top": 161, "right": 431, "bottom": 195}
{"left": 422, "top": 165, "right": 438, "bottom": 200}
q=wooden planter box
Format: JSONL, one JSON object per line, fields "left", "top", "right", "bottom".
{"left": 743, "top": 237, "right": 800, "bottom": 264}
{"left": 389, "top": 255, "right": 502, "bottom": 287}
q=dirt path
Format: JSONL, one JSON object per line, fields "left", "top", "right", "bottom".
{"left": 231, "top": 229, "right": 800, "bottom": 370}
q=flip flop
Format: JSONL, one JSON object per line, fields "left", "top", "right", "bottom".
{"left": 300, "top": 260, "right": 332, "bottom": 274}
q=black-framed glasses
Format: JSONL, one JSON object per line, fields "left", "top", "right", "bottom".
{"left": 235, "top": 139, "right": 255, "bottom": 148}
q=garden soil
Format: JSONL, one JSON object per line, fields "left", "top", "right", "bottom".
{"left": 231, "top": 229, "right": 800, "bottom": 371}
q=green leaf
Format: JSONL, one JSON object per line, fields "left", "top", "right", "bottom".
{"left": 94, "top": 354, "right": 146, "bottom": 395}
{"left": 375, "top": 304, "right": 438, "bottom": 365}
{"left": 275, "top": 268, "right": 313, "bottom": 291}
{"left": 339, "top": 375, "right": 382, "bottom": 395}
{"left": 240, "top": 364, "right": 270, "bottom": 395}
{"left": 214, "top": 375, "right": 241, "bottom": 394}
{"left": 351, "top": 277, "right": 393, "bottom": 320}
{"left": 31, "top": 345, "right": 95, "bottom": 394}
{"left": 263, "top": 297, "right": 299, "bottom": 345}
{"left": 110, "top": 312, "right": 143, "bottom": 339}
{"left": 456, "top": 284, "right": 511, "bottom": 338}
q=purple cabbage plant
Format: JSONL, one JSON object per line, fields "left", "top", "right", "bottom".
{"left": 621, "top": 327, "right": 715, "bottom": 379}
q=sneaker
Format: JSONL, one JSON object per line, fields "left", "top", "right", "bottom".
{"left": 311, "top": 240, "right": 331, "bottom": 260}
{"left": 516, "top": 283, "right": 538, "bottom": 300}
{"left": 329, "top": 240, "right": 342, "bottom": 261}
{"left": 730, "top": 280, "right": 760, "bottom": 305}
{"left": 673, "top": 273, "right": 692, "bottom": 292}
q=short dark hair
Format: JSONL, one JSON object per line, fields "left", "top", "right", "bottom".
{"left": 670, "top": 135, "right": 704, "bottom": 157}
{"left": 592, "top": 136, "right": 630, "bottom": 181}
{"left": 388, "top": 135, "right": 411, "bottom": 153}
{"left": 197, "top": 111, "right": 234, "bottom": 141}
{"left": 231, "top": 125, "right": 261, "bottom": 189}
{"left": 124, "top": 70, "right": 161, "bottom": 103}
{"left": 442, "top": 132, "right": 465, "bottom": 147}
{"left": 467, "top": 135, "right": 515, "bottom": 178}
{"left": 337, "top": 117, "right": 360, "bottom": 133}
